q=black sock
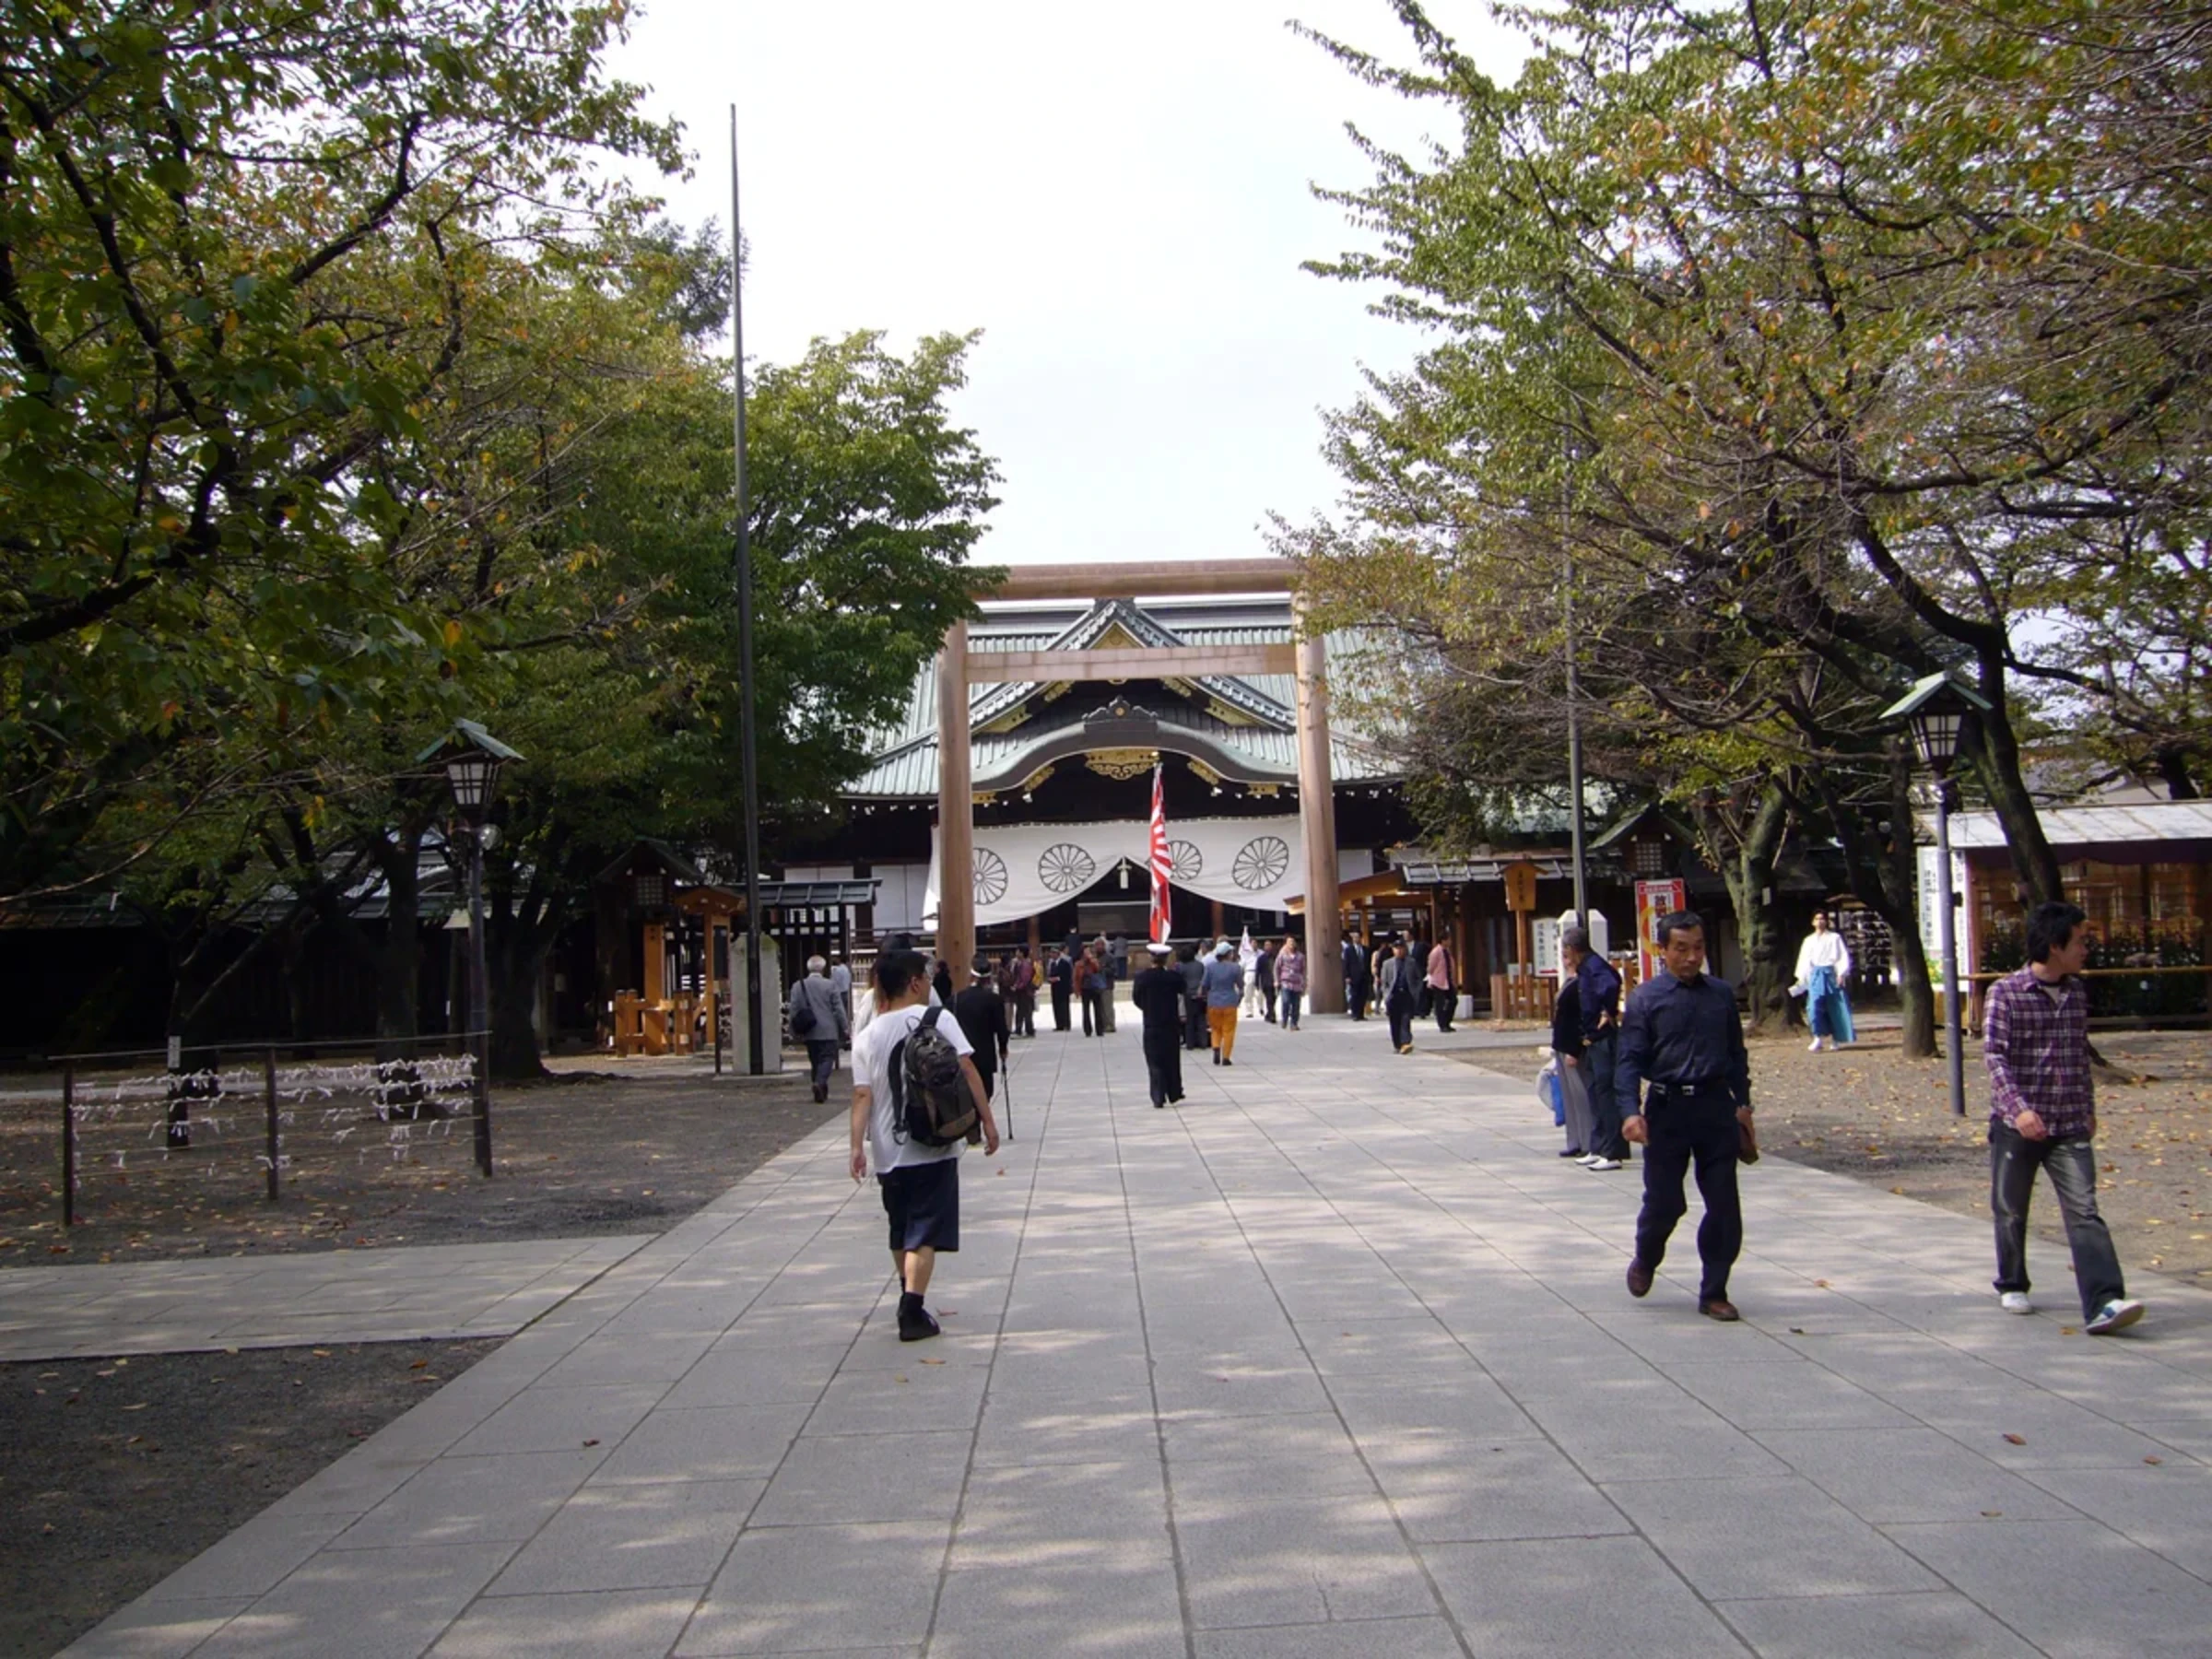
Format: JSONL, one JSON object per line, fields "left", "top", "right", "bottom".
{"left": 900, "top": 1288, "right": 923, "bottom": 1314}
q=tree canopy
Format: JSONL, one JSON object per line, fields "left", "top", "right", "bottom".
{"left": 1293, "top": 0, "right": 2212, "bottom": 923}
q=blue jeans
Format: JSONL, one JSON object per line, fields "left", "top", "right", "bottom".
{"left": 1991, "top": 1124, "right": 2126, "bottom": 1319}
{"left": 1279, "top": 989, "right": 1302, "bottom": 1028}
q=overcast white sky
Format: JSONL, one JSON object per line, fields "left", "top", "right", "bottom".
{"left": 606, "top": 1, "right": 1524, "bottom": 570}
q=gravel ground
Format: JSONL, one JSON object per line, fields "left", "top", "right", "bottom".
{"left": 0, "top": 1062, "right": 839, "bottom": 1656}
{"left": 1475, "top": 1024, "right": 2212, "bottom": 1288}
{"left": 0, "top": 1340, "right": 500, "bottom": 1659}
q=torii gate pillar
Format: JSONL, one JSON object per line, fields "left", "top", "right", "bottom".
{"left": 935, "top": 619, "right": 975, "bottom": 977}
{"left": 1292, "top": 594, "right": 1345, "bottom": 1014}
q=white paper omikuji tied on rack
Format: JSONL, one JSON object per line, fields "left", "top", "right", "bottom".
{"left": 63, "top": 1056, "right": 479, "bottom": 1174}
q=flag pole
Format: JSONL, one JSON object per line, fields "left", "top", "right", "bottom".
{"left": 1148, "top": 763, "right": 1171, "bottom": 945}
{"left": 731, "top": 107, "right": 765, "bottom": 1075}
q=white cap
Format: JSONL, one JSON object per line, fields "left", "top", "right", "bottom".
{"left": 1147, "top": 941, "right": 1173, "bottom": 956}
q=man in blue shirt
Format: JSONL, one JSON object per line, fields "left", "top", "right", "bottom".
{"left": 1617, "top": 911, "right": 1753, "bottom": 1321}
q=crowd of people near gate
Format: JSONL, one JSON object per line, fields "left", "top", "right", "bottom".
{"left": 800, "top": 898, "right": 2147, "bottom": 1347}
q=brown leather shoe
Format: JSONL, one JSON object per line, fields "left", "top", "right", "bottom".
{"left": 1699, "top": 1298, "right": 1741, "bottom": 1322}
{"left": 1626, "top": 1259, "right": 1653, "bottom": 1299}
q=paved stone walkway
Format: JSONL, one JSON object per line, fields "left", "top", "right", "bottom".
{"left": 61, "top": 1011, "right": 2212, "bottom": 1657}
{"left": 0, "top": 1238, "right": 650, "bottom": 1362}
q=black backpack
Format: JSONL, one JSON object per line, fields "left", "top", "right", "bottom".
{"left": 891, "top": 1007, "right": 976, "bottom": 1147}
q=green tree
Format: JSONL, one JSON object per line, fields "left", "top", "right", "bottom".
{"left": 455, "top": 325, "right": 1002, "bottom": 1077}
{"left": 0, "top": 0, "right": 680, "bottom": 900}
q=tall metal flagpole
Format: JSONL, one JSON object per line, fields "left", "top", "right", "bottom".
{"left": 731, "top": 108, "right": 765, "bottom": 1075}
{"left": 1562, "top": 427, "right": 1589, "bottom": 924}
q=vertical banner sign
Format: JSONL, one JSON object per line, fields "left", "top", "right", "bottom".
{"left": 1635, "top": 878, "right": 1687, "bottom": 984}
{"left": 1148, "top": 764, "right": 1172, "bottom": 944}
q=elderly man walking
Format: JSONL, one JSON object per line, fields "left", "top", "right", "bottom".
{"left": 1986, "top": 901, "right": 2144, "bottom": 1334}
{"left": 790, "top": 956, "right": 851, "bottom": 1104}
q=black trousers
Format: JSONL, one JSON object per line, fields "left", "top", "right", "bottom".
{"left": 1051, "top": 985, "right": 1071, "bottom": 1030}
{"left": 1386, "top": 995, "right": 1415, "bottom": 1048}
{"left": 1143, "top": 1028, "right": 1183, "bottom": 1106}
{"left": 1632, "top": 1092, "right": 1743, "bottom": 1301}
{"left": 1350, "top": 974, "right": 1373, "bottom": 1019}
{"left": 1184, "top": 996, "right": 1209, "bottom": 1050}
{"left": 1013, "top": 991, "right": 1036, "bottom": 1037}
{"left": 1431, "top": 985, "right": 1454, "bottom": 1031}
{"left": 1081, "top": 987, "right": 1106, "bottom": 1035}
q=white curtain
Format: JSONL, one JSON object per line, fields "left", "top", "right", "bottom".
{"left": 926, "top": 816, "right": 1308, "bottom": 926}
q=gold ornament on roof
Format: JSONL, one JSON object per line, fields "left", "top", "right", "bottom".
{"left": 1085, "top": 748, "right": 1159, "bottom": 782}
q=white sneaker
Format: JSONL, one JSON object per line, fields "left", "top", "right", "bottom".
{"left": 1998, "top": 1291, "right": 2033, "bottom": 1315}
{"left": 2087, "top": 1299, "right": 2145, "bottom": 1335}
{"left": 1575, "top": 1154, "right": 1601, "bottom": 1166}
{"left": 1585, "top": 1158, "right": 1623, "bottom": 1171}
{"left": 1807, "top": 1037, "right": 1824, "bottom": 1052}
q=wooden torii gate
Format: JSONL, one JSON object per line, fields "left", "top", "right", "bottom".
{"left": 936, "top": 558, "right": 1346, "bottom": 1015}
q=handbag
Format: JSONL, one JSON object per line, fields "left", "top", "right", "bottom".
{"left": 1736, "top": 1112, "right": 1759, "bottom": 1165}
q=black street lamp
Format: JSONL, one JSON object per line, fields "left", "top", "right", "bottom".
{"left": 1881, "top": 673, "right": 1991, "bottom": 1118}
{"left": 419, "top": 719, "right": 523, "bottom": 1175}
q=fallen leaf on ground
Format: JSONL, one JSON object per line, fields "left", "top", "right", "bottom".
{"left": 2002, "top": 1432, "right": 2026, "bottom": 1445}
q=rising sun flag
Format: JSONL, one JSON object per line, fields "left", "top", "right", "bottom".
{"left": 1149, "top": 762, "right": 1172, "bottom": 945}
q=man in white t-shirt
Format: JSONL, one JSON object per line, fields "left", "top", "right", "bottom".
{"left": 849, "top": 947, "right": 999, "bottom": 1342}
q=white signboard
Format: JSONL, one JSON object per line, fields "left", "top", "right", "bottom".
{"left": 1916, "top": 844, "right": 1971, "bottom": 973}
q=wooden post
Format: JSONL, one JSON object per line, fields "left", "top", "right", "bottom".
{"left": 61, "top": 1066, "right": 75, "bottom": 1229}
{"left": 264, "top": 1049, "right": 280, "bottom": 1203}
{"left": 1505, "top": 860, "right": 1539, "bottom": 1020}
{"left": 1291, "top": 598, "right": 1344, "bottom": 1013}
{"left": 935, "top": 620, "right": 976, "bottom": 980}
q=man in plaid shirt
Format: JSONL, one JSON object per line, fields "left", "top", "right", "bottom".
{"left": 1984, "top": 901, "right": 2144, "bottom": 1334}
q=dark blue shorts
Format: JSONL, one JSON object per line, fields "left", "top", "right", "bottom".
{"left": 878, "top": 1158, "right": 959, "bottom": 1253}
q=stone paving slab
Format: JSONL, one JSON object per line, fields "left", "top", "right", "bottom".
{"left": 0, "top": 1236, "right": 650, "bottom": 1360}
{"left": 59, "top": 1012, "right": 2212, "bottom": 1657}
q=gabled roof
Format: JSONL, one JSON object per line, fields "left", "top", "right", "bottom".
{"left": 848, "top": 595, "right": 1401, "bottom": 799}
{"left": 964, "top": 598, "right": 1296, "bottom": 734}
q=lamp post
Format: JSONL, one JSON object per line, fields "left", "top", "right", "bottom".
{"left": 1881, "top": 674, "right": 1991, "bottom": 1119}
{"left": 422, "top": 719, "right": 522, "bottom": 1175}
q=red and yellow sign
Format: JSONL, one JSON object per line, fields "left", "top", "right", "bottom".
{"left": 1635, "top": 878, "right": 1687, "bottom": 983}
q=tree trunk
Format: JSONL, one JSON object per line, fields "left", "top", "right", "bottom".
{"left": 1971, "top": 652, "right": 2064, "bottom": 912}
{"left": 489, "top": 922, "right": 550, "bottom": 1081}
{"left": 1882, "top": 747, "right": 1937, "bottom": 1060}
{"left": 370, "top": 827, "right": 427, "bottom": 1058}
{"left": 1706, "top": 784, "right": 1794, "bottom": 1031}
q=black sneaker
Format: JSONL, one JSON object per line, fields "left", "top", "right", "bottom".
{"left": 899, "top": 1303, "right": 942, "bottom": 1343}
{"left": 1558, "top": 1147, "right": 1585, "bottom": 1159}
